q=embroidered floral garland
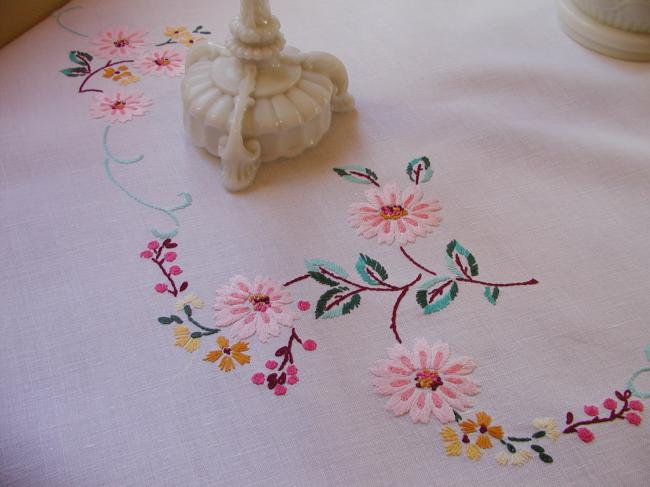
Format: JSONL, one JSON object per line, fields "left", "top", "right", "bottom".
{"left": 53, "top": 10, "right": 647, "bottom": 469}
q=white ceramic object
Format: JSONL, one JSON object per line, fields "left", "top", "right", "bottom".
{"left": 557, "top": 0, "right": 650, "bottom": 61}
{"left": 182, "top": 0, "right": 355, "bottom": 191}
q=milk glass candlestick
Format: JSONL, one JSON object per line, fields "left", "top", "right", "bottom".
{"left": 182, "top": 0, "right": 355, "bottom": 191}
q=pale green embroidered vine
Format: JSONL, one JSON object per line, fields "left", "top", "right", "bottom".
{"left": 52, "top": 6, "right": 89, "bottom": 38}
{"left": 103, "top": 126, "right": 192, "bottom": 239}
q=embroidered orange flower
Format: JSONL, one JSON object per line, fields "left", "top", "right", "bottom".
{"left": 440, "top": 426, "right": 482, "bottom": 460}
{"left": 102, "top": 65, "right": 139, "bottom": 85}
{"left": 204, "top": 336, "right": 250, "bottom": 372}
{"left": 459, "top": 411, "right": 503, "bottom": 449}
{"left": 179, "top": 35, "right": 203, "bottom": 48}
{"left": 174, "top": 325, "right": 200, "bottom": 353}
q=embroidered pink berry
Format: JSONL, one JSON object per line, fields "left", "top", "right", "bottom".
{"left": 274, "top": 385, "right": 287, "bottom": 396}
{"left": 625, "top": 412, "right": 642, "bottom": 426}
{"left": 584, "top": 405, "right": 599, "bottom": 417}
{"left": 303, "top": 339, "right": 317, "bottom": 351}
{"left": 286, "top": 364, "right": 298, "bottom": 375}
{"left": 297, "top": 300, "right": 310, "bottom": 311}
{"left": 629, "top": 400, "right": 644, "bottom": 412}
{"left": 164, "top": 251, "right": 177, "bottom": 262}
{"left": 169, "top": 265, "right": 183, "bottom": 275}
{"left": 265, "top": 360, "right": 278, "bottom": 370}
{"left": 148, "top": 240, "right": 160, "bottom": 250}
{"left": 603, "top": 398, "right": 617, "bottom": 410}
{"left": 287, "top": 375, "right": 299, "bottom": 385}
{"left": 140, "top": 250, "right": 153, "bottom": 259}
{"left": 577, "top": 427, "right": 594, "bottom": 443}
{"left": 154, "top": 283, "right": 168, "bottom": 293}
{"left": 251, "top": 372, "right": 265, "bottom": 385}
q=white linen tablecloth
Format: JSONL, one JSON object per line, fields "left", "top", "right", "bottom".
{"left": 1, "top": 0, "right": 649, "bottom": 485}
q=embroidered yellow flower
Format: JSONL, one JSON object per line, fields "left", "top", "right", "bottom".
{"left": 179, "top": 35, "right": 203, "bottom": 48}
{"left": 174, "top": 325, "right": 200, "bottom": 353}
{"left": 102, "top": 65, "right": 140, "bottom": 86}
{"left": 532, "top": 417, "right": 560, "bottom": 441}
{"left": 164, "top": 26, "right": 189, "bottom": 39}
{"left": 495, "top": 450, "right": 533, "bottom": 467}
{"left": 440, "top": 426, "right": 482, "bottom": 461}
{"left": 203, "top": 336, "right": 250, "bottom": 372}
{"left": 175, "top": 294, "right": 204, "bottom": 311}
{"left": 459, "top": 411, "right": 504, "bottom": 449}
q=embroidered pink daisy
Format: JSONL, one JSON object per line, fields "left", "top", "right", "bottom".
{"left": 347, "top": 183, "right": 442, "bottom": 245}
{"left": 90, "top": 91, "right": 152, "bottom": 123}
{"left": 371, "top": 338, "right": 479, "bottom": 424}
{"left": 213, "top": 275, "right": 297, "bottom": 343}
{"left": 135, "top": 49, "right": 185, "bottom": 77}
{"left": 90, "top": 28, "right": 147, "bottom": 59}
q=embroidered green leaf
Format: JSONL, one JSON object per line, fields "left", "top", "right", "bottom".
{"left": 539, "top": 453, "right": 553, "bottom": 463}
{"left": 484, "top": 286, "right": 500, "bottom": 305}
{"left": 305, "top": 259, "right": 348, "bottom": 278}
{"left": 453, "top": 410, "right": 463, "bottom": 423}
{"left": 190, "top": 331, "right": 202, "bottom": 339}
{"left": 530, "top": 445, "right": 545, "bottom": 453}
{"left": 532, "top": 431, "right": 546, "bottom": 439}
{"left": 69, "top": 50, "right": 92, "bottom": 65}
{"left": 158, "top": 315, "right": 183, "bottom": 325}
{"left": 355, "top": 254, "right": 389, "bottom": 286}
{"left": 445, "top": 240, "right": 479, "bottom": 277}
{"left": 406, "top": 156, "right": 433, "bottom": 184}
{"left": 308, "top": 271, "right": 339, "bottom": 287}
{"left": 332, "top": 165, "right": 379, "bottom": 185}
{"left": 315, "top": 286, "right": 361, "bottom": 319}
{"left": 506, "top": 443, "right": 516, "bottom": 454}
{"left": 416, "top": 277, "right": 458, "bottom": 314}
{"left": 184, "top": 304, "right": 193, "bottom": 317}
{"left": 60, "top": 66, "right": 89, "bottom": 77}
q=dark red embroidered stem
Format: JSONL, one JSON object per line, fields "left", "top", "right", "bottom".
{"left": 563, "top": 390, "right": 632, "bottom": 434}
{"left": 456, "top": 277, "right": 539, "bottom": 287}
{"left": 78, "top": 58, "right": 134, "bottom": 94}
{"left": 429, "top": 280, "right": 452, "bottom": 303}
{"left": 454, "top": 254, "right": 472, "bottom": 280}
{"left": 414, "top": 165, "right": 422, "bottom": 185}
{"left": 325, "top": 288, "right": 365, "bottom": 311}
{"left": 277, "top": 327, "right": 303, "bottom": 371}
{"left": 365, "top": 268, "right": 400, "bottom": 290}
{"left": 348, "top": 170, "right": 380, "bottom": 187}
{"left": 399, "top": 246, "right": 437, "bottom": 276}
{"left": 283, "top": 274, "right": 310, "bottom": 287}
{"left": 152, "top": 245, "right": 179, "bottom": 297}
{"left": 390, "top": 273, "right": 422, "bottom": 343}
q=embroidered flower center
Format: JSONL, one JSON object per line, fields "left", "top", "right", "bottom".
{"left": 155, "top": 57, "right": 171, "bottom": 66}
{"left": 248, "top": 293, "right": 271, "bottom": 312}
{"left": 111, "top": 100, "right": 126, "bottom": 110}
{"left": 379, "top": 205, "right": 408, "bottom": 220}
{"left": 222, "top": 347, "right": 231, "bottom": 355}
{"left": 113, "top": 38, "right": 130, "bottom": 48}
{"left": 479, "top": 425, "right": 488, "bottom": 434}
{"left": 462, "top": 434, "right": 471, "bottom": 444}
{"left": 415, "top": 369, "right": 443, "bottom": 390}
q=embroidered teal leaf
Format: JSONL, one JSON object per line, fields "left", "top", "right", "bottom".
{"left": 332, "top": 165, "right": 379, "bottom": 185}
{"left": 308, "top": 271, "right": 339, "bottom": 287}
{"left": 484, "top": 286, "right": 500, "bottom": 305}
{"left": 445, "top": 240, "right": 479, "bottom": 277}
{"left": 60, "top": 66, "right": 88, "bottom": 77}
{"left": 530, "top": 445, "right": 544, "bottom": 453}
{"left": 416, "top": 277, "right": 458, "bottom": 314}
{"left": 158, "top": 317, "right": 173, "bottom": 325}
{"left": 315, "top": 286, "right": 361, "bottom": 319}
{"left": 69, "top": 50, "right": 92, "bottom": 65}
{"left": 406, "top": 156, "right": 433, "bottom": 184}
{"left": 305, "top": 259, "right": 348, "bottom": 278}
{"left": 355, "top": 254, "right": 389, "bottom": 286}
{"left": 183, "top": 305, "right": 192, "bottom": 317}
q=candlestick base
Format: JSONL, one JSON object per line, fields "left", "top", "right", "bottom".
{"left": 181, "top": 1, "right": 354, "bottom": 191}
